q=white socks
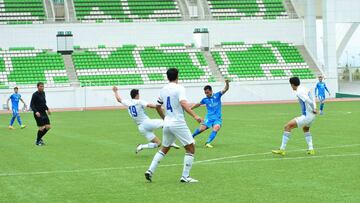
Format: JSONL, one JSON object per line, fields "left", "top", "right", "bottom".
{"left": 142, "top": 143, "right": 158, "bottom": 149}
{"left": 182, "top": 153, "right": 194, "bottom": 178}
{"left": 304, "top": 132, "right": 314, "bottom": 150}
{"left": 280, "top": 131, "right": 291, "bottom": 150}
{"left": 148, "top": 151, "right": 165, "bottom": 173}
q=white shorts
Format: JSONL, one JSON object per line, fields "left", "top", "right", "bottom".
{"left": 138, "top": 119, "right": 164, "bottom": 141}
{"left": 162, "top": 124, "right": 194, "bottom": 147}
{"left": 295, "top": 114, "right": 315, "bottom": 128}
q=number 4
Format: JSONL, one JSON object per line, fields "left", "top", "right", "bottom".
{"left": 166, "top": 96, "right": 173, "bottom": 112}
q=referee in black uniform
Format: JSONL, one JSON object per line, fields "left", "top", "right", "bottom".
{"left": 30, "top": 82, "right": 52, "bottom": 146}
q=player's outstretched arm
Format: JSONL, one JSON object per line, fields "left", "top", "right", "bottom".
{"left": 112, "top": 86, "right": 122, "bottom": 103}
{"left": 191, "top": 103, "right": 201, "bottom": 110}
{"left": 325, "top": 84, "right": 330, "bottom": 96}
{"left": 146, "top": 104, "right": 157, "bottom": 109}
{"left": 221, "top": 79, "right": 230, "bottom": 94}
{"left": 180, "top": 100, "right": 202, "bottom": 123}
{"left": 6, "top": 97, "right": 10, "bottom": 110}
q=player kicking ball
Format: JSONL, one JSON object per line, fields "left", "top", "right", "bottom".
{"left": 315, "top": 75, "right": 330, "bottom": 115}
{"left": 112, "top": 86, "right": 179, "bottom": 154}
{"left": 145, "top": 68, "right": 203, "bottom": 183}
{"left": 272, "top": 77, "right": 317, "bottom": 156}
{"left": 7, "top": 87, "right": 27, "bottom": 129}
{"left": 191, "top": 79, "right": 230, "bottom": 148}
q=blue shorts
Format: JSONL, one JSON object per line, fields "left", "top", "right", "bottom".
{"left": 203, "top": 118, "right": 222, "bottom": 128}
{"left": 12, "top": 109, "right": 19, "bottom": 117}
{"left": 318, "top": 95, "right": 326, "bottom": 102}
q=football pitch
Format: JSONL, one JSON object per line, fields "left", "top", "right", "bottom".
{"left": 1, "top": 101, "right": 359, "bottom": 202}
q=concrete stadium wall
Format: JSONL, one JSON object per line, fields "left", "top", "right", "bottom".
{"left": 0, "top": 79, "right": 338, "bottom": 109}
{"left": 0, "top": 20, "right": 304, "bottom": 50}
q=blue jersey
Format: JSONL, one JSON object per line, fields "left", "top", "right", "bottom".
{"left": 9, "top": 93, "right": 21, "bottom": 110}
{"left": 200, "top": 91, "right": 223, "bottom": 120}
{"left": 315, "top": 82, "right": 329, "bottom": 97}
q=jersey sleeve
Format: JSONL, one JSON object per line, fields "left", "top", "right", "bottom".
{"left": 121, "top": 99, "right": 132, "bottom": 107}
{"left": 216, "top": 91, "right": 223, "bottom": 98}
{"left": 200, "top": 98, "right": 206, "bottom": 105}
{"left": 157, "top": 96, "right": 163, "bottom": 106}
{"left": 178, "top": 86, "right": 187, "bottom": 101}
{"left": 139, "top": 100, "right": 148, "bottom": 107}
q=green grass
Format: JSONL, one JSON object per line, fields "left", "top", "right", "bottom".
{"left": 0, "top": 101, "right": 360, "bottom": 202}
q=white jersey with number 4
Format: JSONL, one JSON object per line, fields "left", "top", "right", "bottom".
{"left": 121, "top": 99, "right": 150, "bottom": 125}
{"left": 157, "top": 83, "right": 187, "bottom": 126}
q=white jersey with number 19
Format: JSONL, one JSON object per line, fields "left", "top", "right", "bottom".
{"left": 157, "top": 83, "right": 187, "bottom": 126}
{"left": 121, "top": 99, "right": 150, "bottom": 125}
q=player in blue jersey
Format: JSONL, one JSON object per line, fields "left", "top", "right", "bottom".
{"left": 6, "top": 87, "right": 27, "bottom": 129}
{"left": 315, "top": 75, "right": 330, "bottom": 115}
{"left": 191, "top": 79, "right": 230, "bottom": 148}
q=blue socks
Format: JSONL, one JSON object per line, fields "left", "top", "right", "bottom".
{"left": 17, "top": 116, "right": 22, "bottom": 126}
{"left": 206, "top": 131, "right": 218, "bottom": 144}
{"left": 320, "top": 103, "right": 324, "bottom": 111}
{"left": 192, "top": 128, "right": 201, "bottom": 138}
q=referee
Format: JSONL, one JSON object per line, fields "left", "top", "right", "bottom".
{"left": 30, "top": 82, "right": 52, "bottom": 146}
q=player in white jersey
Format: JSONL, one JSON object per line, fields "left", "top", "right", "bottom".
{"left": 272, "top": 77, "right": 317, "bottom": 156}
{"left": 145, "top": 68, "right": 203, "bottom": 183}
{"left": 112, "top": 87, "right": 179, "bottom": 154}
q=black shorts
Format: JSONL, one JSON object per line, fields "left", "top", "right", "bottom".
{"left": 34, "top": 112, "right": 50, "bottom": 127}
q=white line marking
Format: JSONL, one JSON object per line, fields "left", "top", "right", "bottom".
{"left": 0, "top": 144, "right": 359, "bottom": 177}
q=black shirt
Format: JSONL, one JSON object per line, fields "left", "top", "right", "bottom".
{"left": 30, "top": 91, "right": 49, "bottom": 113}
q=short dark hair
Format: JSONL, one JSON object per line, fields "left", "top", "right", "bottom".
{"left": 166, "top": 68, "right": 179, "bottom": 82}
{"left": 14, "top": 87, "right": 18, "bottom": 90}
{"left": 37, "top": 82, "right": 44, "bottom": 87}
{"left": 130, "top": 89, "right": 139, "bottom": 99}
{"left": 204, "top": 85, "right": 212, "bottom": 91}
{"left": 289, "top": 77, "right": 300, "bottom": 86}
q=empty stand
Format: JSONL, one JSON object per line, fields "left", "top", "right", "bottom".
{"left": 211, "top": 41, "right": 315, "bottom": 81}
{"left": 0, "top": 48, "right": 69, "bottom": 88}
{"left": 72, "top": 44, "right": 213, "bottom": 86}
{"left": 73, "top": 0, "right": 181, "bottom": 23}
{"left": 0, "top": 0, "right": 46, "bottom": 24}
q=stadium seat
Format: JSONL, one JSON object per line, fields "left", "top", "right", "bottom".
{"left": 73, "top": 0, "right": 181, "bottom": 23}
{"left": 207, "top": 0, "right": 288, "bottom": 20}
{"left": 72, "top": 44, "right": 213, "bottom": 86}
{"left": 0, "top": 0, "right": 46, "bottom": 24}
{"left": 0, "top": 47, "right": 69, "bottom": 88}
{"left": 211, "top": 41, "right": 315, "bottom": 81}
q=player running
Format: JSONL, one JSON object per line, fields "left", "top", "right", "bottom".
{"left": 191, "top": 79, "right": 230, "bottom": 148}
{"left": 145, "top": 68, "right": 203, "bottom": 183}
{"left": 112, "top": 86, "right": 179, "bottom": 154}
{"left": 315, "top": 75, "right": 330, "bottom": 115}
{"left": 7, "top": 87, "right": 27, "bottom": 129}
{"left": 272, "top": 77, "right": 317, "bottom": 156}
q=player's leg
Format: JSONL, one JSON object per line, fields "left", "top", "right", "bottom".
{"left": 9, "top": 109, "right": 17, "bottom": 129}
{"left": 16, "top": 114, "right": 26, "bottom": 129}
{"left": 303, "top": 126, "right": 315, "bottom": 155}
{"left": 36, "top": 125, "right": 46, "bottom": 146}
{"left": 192, "top": 124, "right": 208, "bottom": 137}
{"left": 272, "top": 118, "right": 298, "bottom": 155}
{"left": 205, "top": 119, "right": 222, "bottom": 147}
{"left": 145, "top": 126, "right": 174, "bottom": 182}
{"left": 136, "top": 131, "right": 160, "bottom": 154}
{"left": 319, "top": 97, "right": 325, "bottom": 114}
{"left": 173, "top": 125, "right": 198, "bottom": 183}
{"left": 145, "top": 119, "right": 180, "bottom": 149}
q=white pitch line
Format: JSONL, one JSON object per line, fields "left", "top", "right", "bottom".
{"left": 0, "top": 144, "right": 359, "bottom": 177}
